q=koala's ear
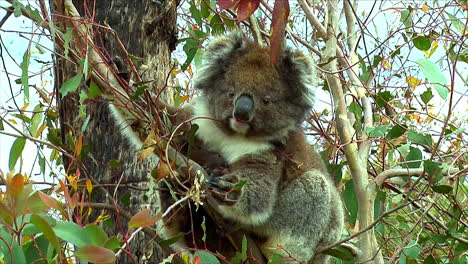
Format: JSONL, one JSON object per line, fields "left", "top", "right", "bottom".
{"left": 194, "top": 31, "right": 247, "bottom": 90}
{"left": 280, "top": 48, "right": 318, "bottom": 108}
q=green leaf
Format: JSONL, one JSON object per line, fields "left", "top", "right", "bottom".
{"left": 366, "top": 125, "right": 389, "bottom": 138}
{"left": 63, "top": 27, "right": 73, "bottom": 58}
{"left": 400, "top": 9, "right": 412, "bottom": 29}
{"left": 423, "top": 160, "right": 442, "bottom": 183}
{"left": 30, "top": 214, "right": 60, "bottom": 253}
{"left": 201, "top": 216, "right": 207, "bottom": 242}
{"left": 413, "top": 35, "right": 431, "bottom": 51}
{"left": 0, "top": 228, "right": 27, "bottom": 264}
{"left": 59, "top": 73, "right": 83, "bottom": 98}
{"left": 103, "top": 236, "right": 121, "bottom": 251}
{"left": 420, "top": 88, "right": 433, "bottom": 104}
{"left": 21, "top": 49, "right": 31, "bottom": 101}
{"left": 181, "top": 38, "right": 199, "bottom": 71}
{"left": 23, "top": 235, "right": 50, "bottom": 264}
{"left": 375, "top": 91, "right": 394, "bottom": 108}
{"left": 403, "top": 242, "right": 420, "bottom": 258}
{"left": 54, "top": 221, "right": 91, "bottom": 247}
{"left": 210, "top": 14, "right": 225, "bottom": 34}
{"left": 12, "top": 1, "right": 24, "bottom": 17}
{"left": 234, "top": 179, "right": 247, "bottom": 190}
{"left": 190, "top": 1, "right": 203, "bottom": 27}
{"left": 30, "top": 104, "right": 44, "bottom": 137}
{"left": 423, "top": 255, "right": 438, "bottom": 264}
{"left": 84, "top": 224, "right": 108, "bottom": 246}
{"left": 241, "top": 235, "right": 247, "bottom": 261}
{"left": 24, "top": 5, "right": 43, "bottom": 24}
{"left": 75, "top": 245, "right": 116, "bottom": 263}
{"left": 158, "top": 232, "right": 184, "bottom": 247}
{"left": 130, "top": 85, "right": 149, "bottom": 100}
{"left": 447, "top": 13, "right": 464, "bottom": 33}
{"left": 267, "top": 253, "right": 284, "bottom": 264}
{"left": 343, "top": 180, "right": 358, "bottom": 227}
{"left": 194, "top": 251, "right": 220, "bottom": 264}
{"left": 387, "top": 125, "right": 407, "bottom": 140}
{"left": 431, "top": 185, "right": 453, "bottom": 194}
{"left": 349, "top": 102, "right": 362, "bottom": 132}
{"left": 322, "top": 246, "right": 354, "bottom": 261}
{"left": 405, "top": 147, "right": 422, "bottom": 168}
{"left": 87, "top": 81, "right": 102, "bottom": 99}
{"left": 187, "top": 123, "right": 199, "bottom": 158}
{"left": 9, "top": 137, "right": 26, "bottom": 171}
{"left": 201, "top": 0, "right": 211, "bottom": 18}
{"left": 417, "top": 59, "right": 448, "bottom": 99}
{"left": 408, "top": 130, "right": 432, "bottom": 147}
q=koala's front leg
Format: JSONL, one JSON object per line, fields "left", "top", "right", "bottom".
{"left": 206, "top": 152, "right": 283, "bottom": 226}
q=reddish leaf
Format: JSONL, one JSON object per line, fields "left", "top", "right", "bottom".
{"left": 75, "top": 245, "right": 116, "bottom": 263}
{"left": 270, "top": 0, "right": 290, "bottom": 64}
{"left": 9, "top": 174, "right": 24, "bottom": 197}
{"left": 59, "top": 179, "right": 72, "bottom": 205}
{"left": 38, "top": 191, "right": 64, "bottom": 212}
{"left": 218, "top": 0, "right": 239, "bottom": 9}
{"left": 237, "top": 0, "right": 260, "bottom": 21}
{"left": 193, "top": 256, "right": 201, "bottom": 264}
{"left": 129, "top": 209, "right": 161, "bottom": 229}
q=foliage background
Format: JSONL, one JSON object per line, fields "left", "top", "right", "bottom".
{"left": 0, "top": 0, "right": 466, "bottom": 263}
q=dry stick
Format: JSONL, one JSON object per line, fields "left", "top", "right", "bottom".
{"left": 375, "top": 167, "right": 463, "bottom": 187}
{"left": 249, "top": 16, "right": 263, "bottom": 45}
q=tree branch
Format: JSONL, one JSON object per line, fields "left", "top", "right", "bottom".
{"left": 375, "top": 167, "right": 465, "bottom": 188}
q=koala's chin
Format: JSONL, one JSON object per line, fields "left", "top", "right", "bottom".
{"left": 229, "top": 118, "right": 250, "bottom": 134}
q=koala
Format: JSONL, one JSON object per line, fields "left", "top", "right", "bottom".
{"left": 157, "top": 31, "right": 344, "bottom": 264}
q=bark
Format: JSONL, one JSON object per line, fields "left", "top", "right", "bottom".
{"left": 51, "top": 0, "right": 177, "bottom": 263}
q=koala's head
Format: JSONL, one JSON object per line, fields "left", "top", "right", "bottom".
{"left": 194, "top": 31, "right": 318, "bottom": 141}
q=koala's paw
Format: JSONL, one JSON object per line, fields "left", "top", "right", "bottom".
{"left": 208, "top": 167, "right": 229, "bottom": 177}
{"left": 205, "top": 174, "right": 240, "bottom": 205}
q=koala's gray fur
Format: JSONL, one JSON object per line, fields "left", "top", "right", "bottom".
{"left": 155, "top": 31, "right": 344, "bottom": 263}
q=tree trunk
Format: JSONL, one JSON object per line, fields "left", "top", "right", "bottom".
{"left": 51, "top": 0, "right": 177, "bottom": 263}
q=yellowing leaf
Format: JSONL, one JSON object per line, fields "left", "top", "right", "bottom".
{"left": 138, "top": 131, "right": 157, "bottom": 161}
{"left": 422, "top": 4, "right": 428, "bottom": 13}
{"left": 409, "top": 114, "right": 421, "bottom": 123}
{"left": 66, "top": 174, "right": 78, "bottom": 191}
{"left": 75, "top": 135, "right": 83, "bottom": 155}
{"left": 86, "top": 179, "right": 93, "bottom": 194}
{"left": 179, "top": 95, "right": 190, "bottom": 104}
{"left": 381, "top": 59, "right": 391, "bottom": 69}
{"left": 35, "top": 123, "right": 47, "bottom": 137}
{"left": 423, "top": 40, "right": 439, "bottom": 58}
{"left": 20, "top": 103, "right": 29, "bottom": 111}
{"left": 405, "top": 76, "right": 422, "bottom": 89}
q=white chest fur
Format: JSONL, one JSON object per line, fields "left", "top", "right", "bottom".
{"left": 192, "top": 98, "right": 271, "bottom": 164}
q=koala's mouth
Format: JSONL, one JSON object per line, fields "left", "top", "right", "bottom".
{"left": 229, "top": 118, "right": 250, "bottom": 135}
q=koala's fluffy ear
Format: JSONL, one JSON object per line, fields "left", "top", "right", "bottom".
{"left": 280, "top": 48, "right": 318, "bottom": 108}
{"left": 194, "top": 31, "right": 247, "bottom": 90}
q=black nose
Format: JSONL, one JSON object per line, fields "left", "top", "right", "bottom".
{"left": 234, "top": 94, "right": 254, "bottom": 121}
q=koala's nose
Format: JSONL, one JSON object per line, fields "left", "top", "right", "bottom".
{"left": 234, "top": 94, "right": 254, "bottom": 122}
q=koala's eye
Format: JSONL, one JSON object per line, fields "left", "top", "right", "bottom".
{"left": 262, "top": 96, "right": 271, "bottom": 105}
{"left": 228, "top": 90, "right": 235, "bottom": 98}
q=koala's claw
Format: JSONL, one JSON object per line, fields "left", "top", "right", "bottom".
{"left": 205, "top": 175, "right": 240, "bottom": 205}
